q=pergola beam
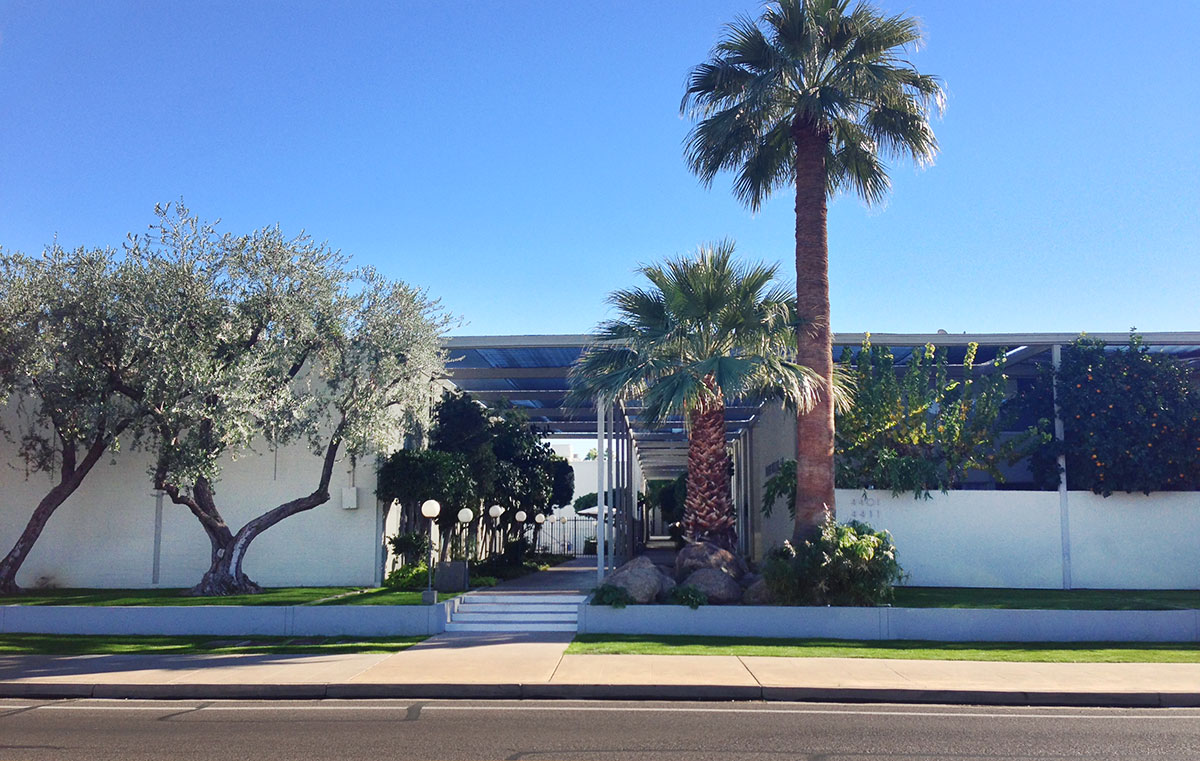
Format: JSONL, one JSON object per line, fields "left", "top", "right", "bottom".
{"left": 444, "top": 367, "right": 572, "bottom": 380}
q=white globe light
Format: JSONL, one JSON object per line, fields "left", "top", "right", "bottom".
{"left": 420, "top": 499, "right": 441, "bottom": 519}
{"left": 514, "top": 510, "right": 527, "bottom": 522}
{"left": 534, "top": 514, "right": 546, "bottom": 525}
{"left": 488, "top": 504, "right": 504, "bottom": 519}
{"left": 456, "top": 508, "right": 473, "bottom": 524}
{"left": 560, "top": 516, "right": 568, "bottom": 524}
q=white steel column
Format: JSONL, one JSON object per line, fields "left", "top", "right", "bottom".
{"left": 627, "top": 428, "right": 636, "bottom": 552}
{"left": 596, "top": 396, "right": 607, "bottom": 584}
{"left": 1051, "top": 344, "right": 1072, "bottom": 590}
{"left": 606, "top": 401, "right": 616, "bottom": 573}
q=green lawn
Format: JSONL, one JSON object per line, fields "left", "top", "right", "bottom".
{"left": 891, "top": 587, "right": 1200, "bottom": 611}
{"left": 313, "top": 588, "right": 463, "bottom": 605}
{"left": 0, "top": 587, "right": 360, "bottom": 607}
{"left": 0, "top": 634, "right": 425, "bottom": 656}
{"left": 568, "top": 634, "right": 1200, "bottom": 664}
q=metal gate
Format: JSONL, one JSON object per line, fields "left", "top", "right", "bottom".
{"left": 525, "top": 518, "right": 597, "bottom": 557}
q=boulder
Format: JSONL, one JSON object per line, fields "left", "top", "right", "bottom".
{"left": 607, "top": 556, "right": 672, "bottom": 604}
{"left": 656, "top": 571, "right": 677, "bottom": 602}
{"left": 675, "top": 541, "right": 747, "bottom": 581}
{"left": 741, "top": 577, "right": 773, "bottom": 605}
{"left": 682, "top": 568, "right": 743, "bottom": 604}
{"left": 738, "top": 572, "right": 762, "bottom": 589}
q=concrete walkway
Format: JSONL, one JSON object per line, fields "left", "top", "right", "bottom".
{"left": 2, "top": 641, "right": 1198, "bottom": 705}
{"left": 482, "top": 556, "right": 596, "bottom": 595}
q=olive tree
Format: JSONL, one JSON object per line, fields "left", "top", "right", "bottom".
{"left": 127, "top": 206, "right": 448, "bottom": 595}
{"left": 0, "top": 245, "right": 146, "bottom": 593}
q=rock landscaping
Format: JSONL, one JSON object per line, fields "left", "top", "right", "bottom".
{"left": 603, "top": 541, "right": 771, "bottom": 605}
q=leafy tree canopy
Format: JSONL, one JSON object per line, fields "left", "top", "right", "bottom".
{"left": 1028, "top": 334, "right": 1200, "bottom": 495}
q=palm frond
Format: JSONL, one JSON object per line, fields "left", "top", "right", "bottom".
{"left": 569, "top": 241, "right": 828, "bottom": 425}
{"left": 683, "top": 0, "right": 942, "bottom": 208}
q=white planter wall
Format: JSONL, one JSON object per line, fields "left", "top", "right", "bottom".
{"left": 579, "top": 604, "right": 1200, "bottom": 642}
{"left": 0, "top": 602, "right": 450, "bottom": 637}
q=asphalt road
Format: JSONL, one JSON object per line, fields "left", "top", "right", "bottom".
{"left": 1, "top": 699, "right": 1198, "bottom": 760}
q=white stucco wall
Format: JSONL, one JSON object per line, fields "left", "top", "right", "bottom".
{"left": 746, "top": 402, "right": 799, "bottom": 560}
{"left": 834, "top": 489, "right": 1064, "bottom": 588}
{"left": 0, "top": 430, "right": 383, "bottom": 589}
{"left": 1068, "top": 491, "right": 1200, "bottom": 589}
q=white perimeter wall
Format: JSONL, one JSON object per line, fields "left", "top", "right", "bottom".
{"left": 748, "top": 404, "right": 1200, "bottom": 590}
{"left": 0, "top": 426, "right": 383, "bottom": 590}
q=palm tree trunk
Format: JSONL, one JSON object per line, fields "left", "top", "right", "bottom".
{"left": 792, "top": 125, "right": 836, "bottom": 543}
{"left": 683, "top": 388, "right": 736, "bottom": 551}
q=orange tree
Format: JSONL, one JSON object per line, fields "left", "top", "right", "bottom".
{"left": 1033, "top": 335, "right": 1200, "bottom": 495}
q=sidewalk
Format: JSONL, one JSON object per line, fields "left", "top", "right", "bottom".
{"left": 2, "top": 631, "right": 1198, "bottom": 706}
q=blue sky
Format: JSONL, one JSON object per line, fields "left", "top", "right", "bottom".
{"left": 1, "top": 1, "right": 1197, "bottom": 337}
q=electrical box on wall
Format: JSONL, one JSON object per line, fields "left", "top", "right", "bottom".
{"left": 341, "top": 486, "right": 359, "bottom": 510}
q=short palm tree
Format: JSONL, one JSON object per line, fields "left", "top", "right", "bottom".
{"left": 570, "top": 242, "right": 833, "bottom": 552}
{"left": 682, "top": 0, "right": 944, "bottom": 542}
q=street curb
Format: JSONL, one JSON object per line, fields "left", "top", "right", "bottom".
{"left": 3, "top": 681, "right": 1198, "bottom": 707}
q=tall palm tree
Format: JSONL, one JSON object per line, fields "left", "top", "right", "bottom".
{"left": 570, "top": 242, "right": 830, "bottom": 552}
{"left": 682, "top": 0, "right": 944, "bottom": 542}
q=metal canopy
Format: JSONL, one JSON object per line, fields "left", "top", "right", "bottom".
{"left": 442, "top": 332, "right": 1200, "bottom": 480}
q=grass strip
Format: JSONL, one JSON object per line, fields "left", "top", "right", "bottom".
{"left": 0, "top": 634, "right": 425, "bottom": 656}
{"left": 314, "top": 588, "right": 464, "bottom": 606}
{"left": 568, "top": 634, "right": 1200, "bottom": 663}
{"left": 891, "top": 587, "right": 1200, "bottom": 611}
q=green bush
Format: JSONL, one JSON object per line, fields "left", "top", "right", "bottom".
{"left": 591, "top": 584, "right": 635, "bottom": 608}
{"left": 469, "top": 575, "right": 499, "bottom": 588}
{"left": 762, "top": 516, "right": 904, "bottom": 606}
{"left": 666, "top": 584, "right": 708, "bottom": 609}
{"left": 384, "top": 563, "right": 430, "bottom": 591}
{"left": 387, "top": 531, "right": 430, "bottom": 565}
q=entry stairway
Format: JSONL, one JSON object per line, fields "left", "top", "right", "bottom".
{"left": 445, "top": 593, "right": 586, "bottom": 633}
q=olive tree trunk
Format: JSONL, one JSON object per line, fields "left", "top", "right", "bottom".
{"left": 164, "top": 430, "right": 344, "bottom": 596}
{"left": 0, "top": 430, "right": 120, "bottom": 594}
{"left": 791, "top": 124, "right": 837, "bottom": 543}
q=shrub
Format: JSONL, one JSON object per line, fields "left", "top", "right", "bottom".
{"left": 469, "top": 575, "right": 499, "bottom": 588}
{"left": 591, "top": 584, "right": 635, "bottom": 608}
{"left": 388, "top": 531, "right": 430, "bottom": 565}
{"left": 384, "top": 563, "right": 430, "bottom": 590}
{"left": 666, "top": 584, "right": 708, "bottom": 609}
{"left": 762, "top": 515, "right": 904, "bottom": 606}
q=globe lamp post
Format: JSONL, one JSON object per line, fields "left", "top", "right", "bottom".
{"left": 420, "top": 499, "right": 440, "bottom": 604}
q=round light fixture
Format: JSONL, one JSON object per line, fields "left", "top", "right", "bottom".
{"left": 456, "top": 508, "right": 473, "bottom": 523}
{"left": 534, "top": 514, "right": 546, "bottom": 525}
{"left": 514, "top": 510, "right": 527, "bottom": 522}
{"left": 420, "top": 499, "right": 441, "bottom": 519}
{"left": 488, "top": 504, "right": 504, "bottom": 519}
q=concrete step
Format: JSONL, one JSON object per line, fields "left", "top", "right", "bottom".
{"left": 455, "top": 603, "right": 579, "bottom": 614}
{"left": 451, "top": 613, "right": 577, "bottom": 623}
{"left": 461, "top": 594, "right": 587, "bottom": 605}
{"left": 444, "top": 622, "right": 577, "bottom": 633}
